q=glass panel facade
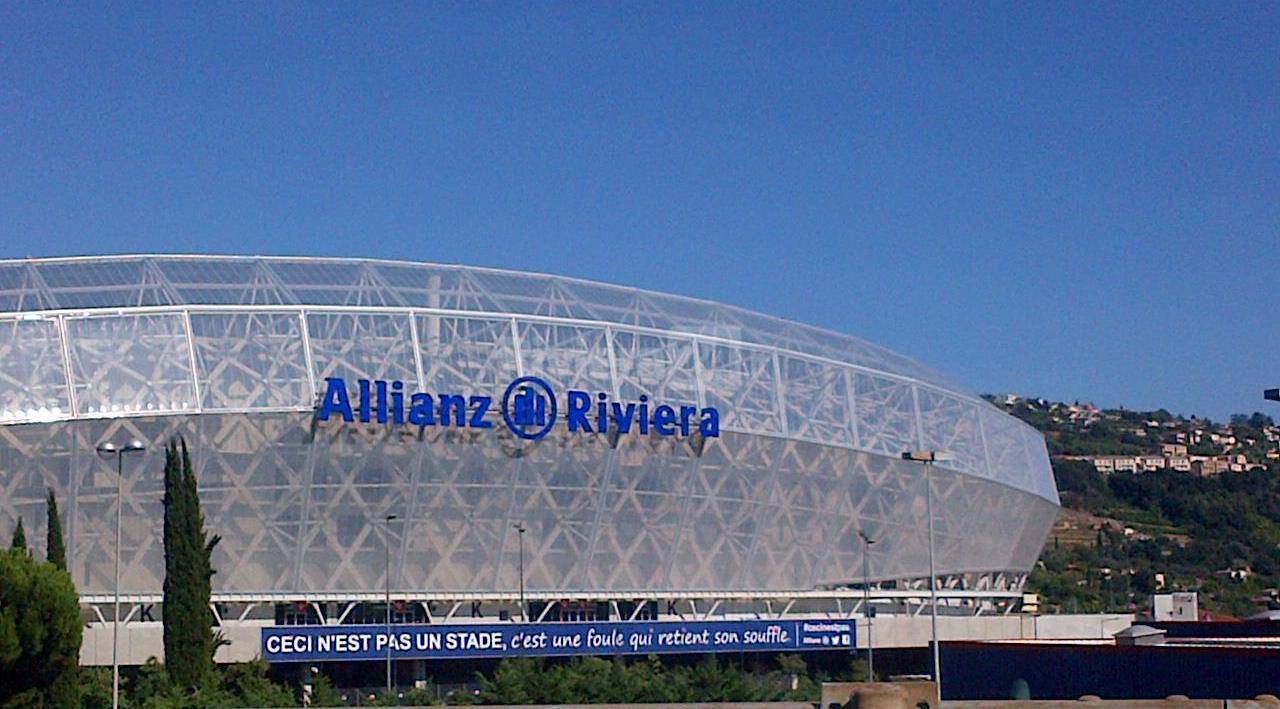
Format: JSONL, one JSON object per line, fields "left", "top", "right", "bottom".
{"left": 191, "top": 312, "right": 311, "bottom": 409}
{"left": 0, "top": 317, "right": 71, "bottom": 422}
{"left": 0, "top": 256, "right": 1058, "bottom": 597}
{"left": 64, "top": 313, "right": 197, "bottom": 416}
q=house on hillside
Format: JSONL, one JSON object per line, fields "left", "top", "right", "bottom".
{"left": 1160, "top": 443, "right": 1188, "bottom": 457}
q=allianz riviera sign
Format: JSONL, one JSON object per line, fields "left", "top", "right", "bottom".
{"left": 316, "top": 376, "right": 721, "bottom": 442}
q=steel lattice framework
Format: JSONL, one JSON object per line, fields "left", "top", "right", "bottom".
{"left": 0, "top": 255, "right": 1058, "bottom": 600}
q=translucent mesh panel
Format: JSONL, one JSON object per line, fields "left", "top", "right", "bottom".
{"left": 194, "top": 414, "right": 308, "bottom": 591}
{"left": 0, "top": 317, "right": 71, "bottom": 423}
{"left": 916, "top": 388, "right": 988, "bottom": 477}
{"left": 370, "top": 264, "right": 492, "bottom": 312}
{"left": 1022, "top": 425, "right": 1059, "bottom": 504}
{"left": 388, "top": 266, "right": 510, "bottom": 312}
{"left": 159, "top": 259, "right": 295, "bottom": 305}
{"left": 583, "top": 439, "right": 690, "bottom": 589}
{"left": 502, "top": 434, "right": 612, "bottom": 592}
{"left": 610, "top": 329, "right": 701, "bottom": 406}
{"left": 851, "top": 372, "right": 919, "bottom": 458}
{"left": 36, "top": 259, "right": 175, "bottom": 309}
{"left": 463, "top": 271, "right": 563, "bottom": 317}
{"left": 65, "top": 313, "right": 197, "bottom": 416}
{"left": 527, "top": 279, "right": 605, "bottom": 321}
{"left": 305, "top": 312, "right": 419, "bottom": 387}
{"left": 779, "top": 355, "right": 855, "bottom": 448}
{"left": 417, "top": 315, "right": 519, "bottom": 393}
{"left": 515, "top": 321, "right": 613, "bottom": 395}
{"left": 697, "top": 342, "right": 783, "bottom": 435}
{"left": 0, "top": 412, "right": 1058, "bottom": 595}
{"left": 0, "top": 255, "right": 968, "bottom": 396}
{"left": 980, "top": 404, "right": 1035, "bottom": 492}
{"left": 271, "top": 261, "right": 404, "bottom": 307}
{"left": 190, "top": 312, "right": 311, "bottom": 409}
{"left": 0, "top": 264, "right": 55, "bottom": 312}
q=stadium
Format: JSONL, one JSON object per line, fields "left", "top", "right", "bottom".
{"left": 0, "top": 254, "right": 1057, "bottom": 665}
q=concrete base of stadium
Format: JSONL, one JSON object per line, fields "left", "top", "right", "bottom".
{"left": 79, "top": 613, "right": 1133, "bottom": 666}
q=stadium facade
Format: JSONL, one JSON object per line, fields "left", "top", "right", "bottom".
{"left": 0, "top": 255, "right": 1057, "bottom": 659}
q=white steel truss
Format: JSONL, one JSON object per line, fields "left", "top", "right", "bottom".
{"left": 0, "top": 256, "right": 1059, "bottom": 602}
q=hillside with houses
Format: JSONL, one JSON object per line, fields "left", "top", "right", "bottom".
{"left": 985, "top": 395, "right": 1280, "bottom": 618}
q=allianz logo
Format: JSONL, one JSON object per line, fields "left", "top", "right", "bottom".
{"left": 315, "top": 376, "right": 720, "bottom": 442}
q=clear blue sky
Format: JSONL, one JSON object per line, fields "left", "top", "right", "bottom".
{"left": 2, "top": 3, "right": 1276, "bottom": 421}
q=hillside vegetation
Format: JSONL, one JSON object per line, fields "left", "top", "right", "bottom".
{"left": 987, "top": 396, "right": 1280, "bottom": 617}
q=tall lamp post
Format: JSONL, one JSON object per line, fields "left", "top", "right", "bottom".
{"left": 902, "top": 450, "right": 953, "bottom": 695}
{"left": 383, "top": 513, "right": 398, "bottom": 695}
{"left": 858, "top": 530, "right": 876, "bottom": 680}
{"left": 95, "top": 439, "right": 146, "bottom": 709}
{"left": 512, "top": 523, "right": 526, "bottom": 622}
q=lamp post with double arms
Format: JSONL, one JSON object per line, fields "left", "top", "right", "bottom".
{"left": 384, "top": 513, "right": 398, "bottom": 695}
{"left": 902, "top": 450, "right": 953, "bottom": 695}
{"left": 858, "top": 530, "right": 876, "bottom": 680}
{"left": 95, "top": 439, "right": 146, "bottom": 709}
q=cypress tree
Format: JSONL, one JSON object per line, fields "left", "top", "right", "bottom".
{"left": 10, "top": 518, "right": 26, "bottom": 552}
{"left": 46, "top": 489, "right": 66, "bottom": 571}
{"left": 162, "top": 436, "right": 221, "bottom": 690}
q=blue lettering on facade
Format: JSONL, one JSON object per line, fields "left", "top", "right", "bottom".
{"left": 317, "top": 376, "right": 720, "bottom": 442}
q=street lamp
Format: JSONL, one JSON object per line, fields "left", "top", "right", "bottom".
{"left": 858, "top": 530, "right": 876, "bottom": 680}
{"left": 383, "top": 514, "right": 398, "bottom": 695}
{"left": 512, "top": 523, "right": 526, "bottom": 622}
{"left": 95, "top": 439, "right": 146, "bottom": 709}
{"left": 902, "top": 450, "right": 953, "bottom": 694}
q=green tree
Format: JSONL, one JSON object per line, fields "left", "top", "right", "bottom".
{"left": 218, "top": 661, "right": 294, "bottom": 708}
{"left": 306, "top": 671, "right": 346, "bottom": 707}
{"left": 79, "top": 667, "right": 114, "bottom": 709}
{"left": 161, "top": 437, "right": 221, "bottom": 691}
{"left": 0, "top": 549, "right": 82, "bottom": 707}
{"left": 10, "top": 518, "right": 26, "bottom": 553}
{"left": 46, "top": 489, "right": 66, "bottom": 571}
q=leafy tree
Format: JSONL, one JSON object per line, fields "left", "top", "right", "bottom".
{"left": 305, "top": 671, "right": 346, "bottom": 708}
{"left": 46, "top": 489, "right": 66, "bottom": 571}
{"left": 218, "top": 661, "right": 295, "bottom": 708}
{"left": 0, "top": 549, "right": 82, "bottom": 707}
{"left": 79, "top": 667, "right": 114, "bottom": 709}
{"left": 10, "top": 517, "right": 26, "bottom": 553}
{"left": 161, "top": 437, "right": 221, "bottom": 691}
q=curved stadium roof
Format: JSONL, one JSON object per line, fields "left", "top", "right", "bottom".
{"left": 0, "top": 254, "right": 955, "bottom": 383}
{"left": 0, "top": 254, "right": 1057, "bottom": 506}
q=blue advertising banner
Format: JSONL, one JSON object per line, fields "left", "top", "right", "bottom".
{"left": 262, "top": 620, "right": 853, "bottom": 663}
